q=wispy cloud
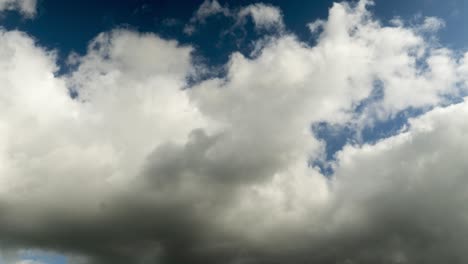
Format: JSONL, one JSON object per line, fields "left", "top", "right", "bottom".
{"left": 0, "top": 0, "right": 36, "bottom": 17}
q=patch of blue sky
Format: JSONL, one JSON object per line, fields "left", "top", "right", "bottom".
{"left": 19, "top": 250, "right": 67, "bottom": 264}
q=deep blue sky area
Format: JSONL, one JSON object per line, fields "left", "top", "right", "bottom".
{"left": 1, "top": 0, "right": 468, "bottom": 67}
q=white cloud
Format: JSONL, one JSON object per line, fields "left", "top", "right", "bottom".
{"left": 184, "top": 1, "right": 284, "bottom": 35}
{"left": 419, "top": 16, "right": 446, "bottom": 32}
{"left": 307, "top": 19, "right": 325, "bottom": 33}
{"left": 0, "top": 0, "right": 36, "bottom": 17}
{"left": 2, "top": 0, "right": 468, "bottom": 263}
{"left": 192, "top": 0, "right": 229, "bottom": 21}
{"left": 183, "top": 0, "right": 230, "bottom": 35}
{"left": 237, "top": 3, "right": 284, "bottom": 31}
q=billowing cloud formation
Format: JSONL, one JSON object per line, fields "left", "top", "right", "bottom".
{"left": 0, "top": 0, "right": 36, "bottom": 17}
{"left": 2, "top": 0, "right": 468, "bottom": 263}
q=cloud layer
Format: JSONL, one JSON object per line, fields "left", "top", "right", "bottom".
{"left": 2, "top": 1, "right": 468, "bottom": 263}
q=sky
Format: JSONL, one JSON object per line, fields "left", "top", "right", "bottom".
{"left": 2, "top": 0, "right": 468, "bottom": 263}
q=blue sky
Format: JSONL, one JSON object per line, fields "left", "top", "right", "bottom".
{"left": 2, "top": 0, "right": 468, "bottom": 263}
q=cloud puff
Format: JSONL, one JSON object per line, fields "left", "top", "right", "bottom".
{"left": 2, "top": 0, "right": 468, "bottom": 263}
{"left": 184, "top": 0, "right": 284, "bottom": 35}
{"left": 0, "top": 0, "right": 36, "bottom": 17}
{"left": 237, "top": 3, "right": 284, "bottom": 31}
{"left": 419, "top": 16, "right": 446, "bottom": 32}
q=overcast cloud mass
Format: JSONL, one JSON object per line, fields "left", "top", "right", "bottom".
{"left": 1, "top": 0, "right": 468, "bottom": 263}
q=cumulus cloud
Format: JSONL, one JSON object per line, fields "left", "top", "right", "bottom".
{"left": 2, "top": 0, "right": 468, "bottom": 263}
{"left": 0, "top": 0, "right": 36, "bottom": 17}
